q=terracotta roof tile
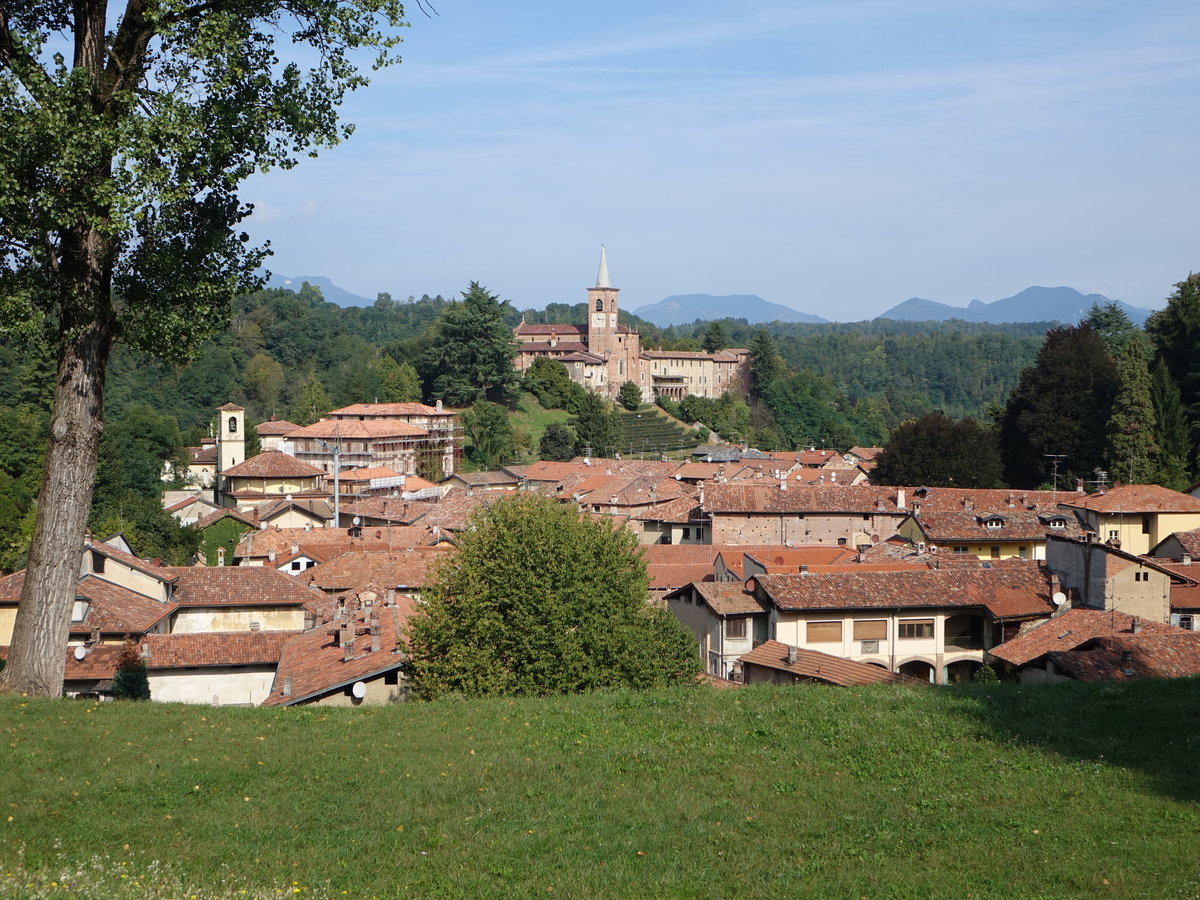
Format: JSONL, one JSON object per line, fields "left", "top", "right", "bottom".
{"left": 987, "top": 607, "right": 1168, "bottom": 666}
{"left": 692, "top": 582, "right": 768, "bottom": 616}
{"left": 141, "top": 631, "right": 293, "bottom": 668}
{"left": 289, "top": 419, "right": 428, "bottom": 439}
{"left": 1049, "top": 632, "right": 1200, "bottom": 680}
{"left": 740, "top": 640, "right": 918, "bottom": 686}
{"left": 1058, "top": 483, "right": 1200, "bottom": 514}
{"left": 69, "top": 576, "right": 175, "bottom": 634}
{"left": 162, "top": 567, "right": 324, "bottom": 607}
{"left": 256, "top": 419, "right": 301, "bottom": 435}
{"left": 307, "top": 549, "right": 448, "bottom": 592}
{"left": 752, "top": 566, "right": 1053, "bottom": 619}
{"left": 222, "top": 450, "right": 326, "bottom": 479}
{"left": 704, "top": 483, "right": 907, "bottom": 515}
{"left": 262, "top": 595, "right": 417, "bottom": 705}
{"left": 328, "top": 402, "right": 451, "bottom": 417}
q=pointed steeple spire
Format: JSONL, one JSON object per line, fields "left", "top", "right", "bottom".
{"left": 595, "top": 244, "right": 611, "bottom": 289}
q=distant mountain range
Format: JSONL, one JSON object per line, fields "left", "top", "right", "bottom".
{"left": 876, "top": 286, "right": 1154, "bottom": 326}
{"left": 632, "top": 294, "right": 828, "bottom": 327}
{"left": 265, "top": 273, "right": 374, "bottom": 308}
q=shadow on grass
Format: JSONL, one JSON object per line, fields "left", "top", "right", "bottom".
{"left": 947, "top": 675, "right": 1200, "bottom": 805}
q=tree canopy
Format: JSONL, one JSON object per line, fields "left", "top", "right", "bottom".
{"left": 0, "top": 0, "right": 409, "bottom": 696}
{"left": 871, "top": 412, "right": 1002, "bottom": 489}
{"left": 425, "top": 282, "right": 519, "bottom": 406}
{"left": 403, "top": 494, "right": 701, "bottom": 698}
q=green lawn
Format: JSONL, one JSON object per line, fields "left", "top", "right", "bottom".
{"left": 2, "top": 680, "right": 1199, "bottom": 899}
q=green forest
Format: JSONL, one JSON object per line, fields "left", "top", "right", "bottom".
{"left": 2, "top": 273, "right": 1198, "bottom": 572}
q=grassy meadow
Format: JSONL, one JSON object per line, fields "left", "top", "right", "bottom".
{"left": 2, "top": 679, "right": 1199, "bottom": 899}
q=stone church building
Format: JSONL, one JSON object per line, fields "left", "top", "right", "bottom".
{"left": 514, "top": 248, "right": 748, "bottom": 402}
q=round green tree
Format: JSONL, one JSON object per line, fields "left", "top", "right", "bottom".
{"left": 404, "top": 494, "right": 702, "bottom": 698}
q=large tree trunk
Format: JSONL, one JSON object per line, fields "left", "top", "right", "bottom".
{"left": 0, "top": 228, "right": 115, "bottom": 697}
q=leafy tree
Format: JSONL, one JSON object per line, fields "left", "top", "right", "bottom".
{"left": 403, "top": 494, "right": 701, "bottom": 698}
{"left": 377, "top": 357, "right": 422, "bottom": 404}
{"left": 243, "top": 353, "right": 286, "bottom": 415}
{"left": 573, "top": 392, "right": 624, "bottom": 458}
{"left": 111, "top": 641, "right": 150, "bottom": 702}
{"left": 538, "top": 423, "right": 576, "bottom": 461}
{"left": 90, "top": 496, "right": 199, "bottom": 567}
{"left": 702, "top": 321, "right": 730, "bottom": 353}
{"left": 1151, "top": 358, "right": 1191, "bottom": 490}
{"left": 760, "top": 372, "right": 857, "bottom": 450}
{"left": 463, "top": 401, "right": 516, "bottom": 470}
{"left": 1105, "top": 337, "right": 1159, "bottom": 484}
{"left": 523, "top": 357, "right": 585, "bottom": 411}
{"left": 292, "top": 374, "right": 333, "bottom": 426}
{"left": 871, "top": 412, "right": 1003, "bottom": 488}
{"left": 0, "top": 0, "right": 408, "bottom": 697}
{"left": 997, "top": 325, "right": 1119, "bottom": 488}
{"left": 93, "top": 404, "right": 185, "bottom": 508}
{"left": 748, "top": 330, "right": 788, "bottom": 397}
{"left": 618, "top": 381, "right": 643, "bottom": 411}
{"left": 427, "top": 283, "right": 519, "bottom": 406}
{"left": 1146, "top": 273, "right": 1200, "bottom": 410}
{"left": 1084, "top": 301, "right": 1138, "bottom": 356}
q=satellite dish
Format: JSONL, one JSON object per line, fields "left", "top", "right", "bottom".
{"left": 351, "top": 681, "right": 367, "bottom": 699}
{"left": 73, "top": 646, "right": 87, "bottom": 662}
{"left": 1052, "top": 592, "right": 1067, "bottom": 606}
{"left": 353, "top": 516, "right": 361, "bottom": 526}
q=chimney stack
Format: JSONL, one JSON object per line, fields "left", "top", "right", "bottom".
{"left": 897, "top": 488, "right": 905, "bottom": 510}
{"left": 786, "top": 645, "right": 798, "bottom": 665}
{"left": 1184, "top": 554, "right": 1192, "bottom": 566}
{"left": 370, "top": 622, "right": 381, "bottom": 653}
{"left": 1131, "top": 617, "right": 1142, "bottom": 635}
{"left": 282, "top": 676, "right": 292, "bottom": 697}
{"left": 343, "top": 632, "right": 356, "bottom": 661}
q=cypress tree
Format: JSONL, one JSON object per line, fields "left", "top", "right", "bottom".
{"left": 1150, "top": 357, "right": 1191, "bottom": 489}
{"left": 1105, "top": 337, "right": 1159, "bottom": 484}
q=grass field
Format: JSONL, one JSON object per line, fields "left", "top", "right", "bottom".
{"left": 2, "top": 679, "right": 1199, "bottom": 899}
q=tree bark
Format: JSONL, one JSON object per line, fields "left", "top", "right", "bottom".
{"left": 0, "top": 228, "right": 115, "bottom": 697}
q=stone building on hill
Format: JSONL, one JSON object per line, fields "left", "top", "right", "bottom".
{"left": 514, "top": 248, "right": 749, "bottom": 401}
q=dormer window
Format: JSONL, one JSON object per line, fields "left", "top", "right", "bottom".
{"left": 1049, "top": 518, "right": 1065, "bottom": 529}
{"left": 984, "top": 517, "right": 1004, "bottom": 529}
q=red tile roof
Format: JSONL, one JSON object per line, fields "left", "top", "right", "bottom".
{"left": 906, "top": 507, "right": 1082, "bottom": 542}
{"left": 222, "top": 450, "right": 326, "bottom": 479}
{"left": 341, "top": 497, "right": 437, "bottom": 523}
{"left": 69, "top": 575, "right": 174, "bottom": 634}
{"left": 691, "top": 582, "right": 768, "bottom": 616}
{"left": 1049, "top": 632, "right": 1200, "bottom": 680}
{"left": 740, "top": 640, "right": 918, "bottom": 686}
{"left": 289, "top": 419, "right": 428, "bottom": 439}
{"left": 256, "top": 419, "right": 301, "bottom": 436}
{"left": 1058, "top": 483, "right": 1200, "bottom": 514}
{"left": 262, "top": 596, "right": 416, "bottom": 706}
{"left": 988, "top": 607, "right": 1178, "bottom": 666}
{"left": 63, "top": 643, "right": 126, "bottom": 681}
{"left": 163, "top": 567, "right": 324, "bottom": 607}
{"left": 307, "top": 549, "right": 448, "bottom": 592}
{"left": 140, "top": 630, "right": 293, "bottom": 668}
{"left": 515, "top": 323, "right": 586, "bottom": 336}
{"left": 328, "top": 402, "right": 452, "bottom": 418}
{"left": 752, "top": 566, "right": 1053, "bottom": 619}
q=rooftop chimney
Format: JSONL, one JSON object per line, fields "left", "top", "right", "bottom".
{"left": 370, "top": 622, "right": 381, "bottom": 653}
{"left": 268, "top": 548, "right": 276, "bottom": 563}
{"left": 435, "top": 399, "right": 443, "bottom": 412}
{"left": 786, "top": 645, "right": 798, "bottom": 665}
{"left": 896, "top": 488, "right": 905, "bottom": 510}
{"left": 282, "top": 676, "right": 292, "bottom": 697}
{"left": 1131, "top": 616, "right": 1142, "bottom": 635}
{"left": 1184, "top": 554, "right": 1193, "bottom": 566}
{"left": 342, "top": 630, "right": 356, "bottom": 661}
{"left": 780, "top": 476, "right": 788, "bottom": 492}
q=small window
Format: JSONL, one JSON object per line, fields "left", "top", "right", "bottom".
{"left": 290, "top": 560, "right": 302, "bottom": 571}
{"left": 595, "top": 298, "right": 603, "bottom": 311}
{"left": 1180, "top": 615, "right": 1195, "bottom": 631}
{"left": 1108, "top": 529, "right": 1120, "bottom": 542}
{"left": 985, "top": 518, "right": 1003, "bottom": 529}
{"left": 1142, "top": 515, "right": 1151, "bottom": 535}
{"left": 807, "top": 621, "right": 843, "bottom": 643}
{"left": 952, "top": 545, "right": 969, "bottom": 555}
{"left": 726, "top": 618, "right": 747, "bottom": 639}
{"left": 1048, "top": 519, "right": 1065, "bottom": 529}
{"left": 91, "top": 550, "right": 105, "bottom": 574}
{"left": 898, "top": 619, "right": 934, "bottom": 639}
{"left": 228, "top": 416, "right": 238, "bottom": 434}
{"left": 1018, "top": 546, "right": 1028, "bottom": 559}
{"left": 990, "top": 546, "right": 1000, "bottom": 559}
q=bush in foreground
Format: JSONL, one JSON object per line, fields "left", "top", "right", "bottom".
{"left": 404, "top": 494, "right": 701, "bottom": 698}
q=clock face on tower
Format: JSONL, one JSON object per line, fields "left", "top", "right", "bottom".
{"left": 591, "top": 313, "right": 606, "bottom": 329}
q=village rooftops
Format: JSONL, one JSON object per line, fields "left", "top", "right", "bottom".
{"left": 140, "top": 630, "right": 294, "bottom": 668}
{"left": 221, "top": 450, "right": 326, "bottom": 479}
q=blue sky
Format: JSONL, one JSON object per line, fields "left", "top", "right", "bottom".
{"left": 242, "top": 0, "right": 1200, "bottom": 319}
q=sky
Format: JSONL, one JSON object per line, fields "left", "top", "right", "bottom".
{"left": 242, "top": 0, "right": 1200, "bottom": 320}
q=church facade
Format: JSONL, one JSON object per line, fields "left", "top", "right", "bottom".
{"left": 514, "top": 249, "right": 748, "bottom": 402}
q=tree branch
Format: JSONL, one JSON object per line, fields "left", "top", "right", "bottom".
{"left": 0, "top": 10, "right": 55, "bottom": 103}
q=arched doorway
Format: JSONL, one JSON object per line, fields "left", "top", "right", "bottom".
{"left": 898, "top": 660, "right": 936, "bottom": 683}
{"left": 944, "top": 659, "right": 982, "bottom": 683}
